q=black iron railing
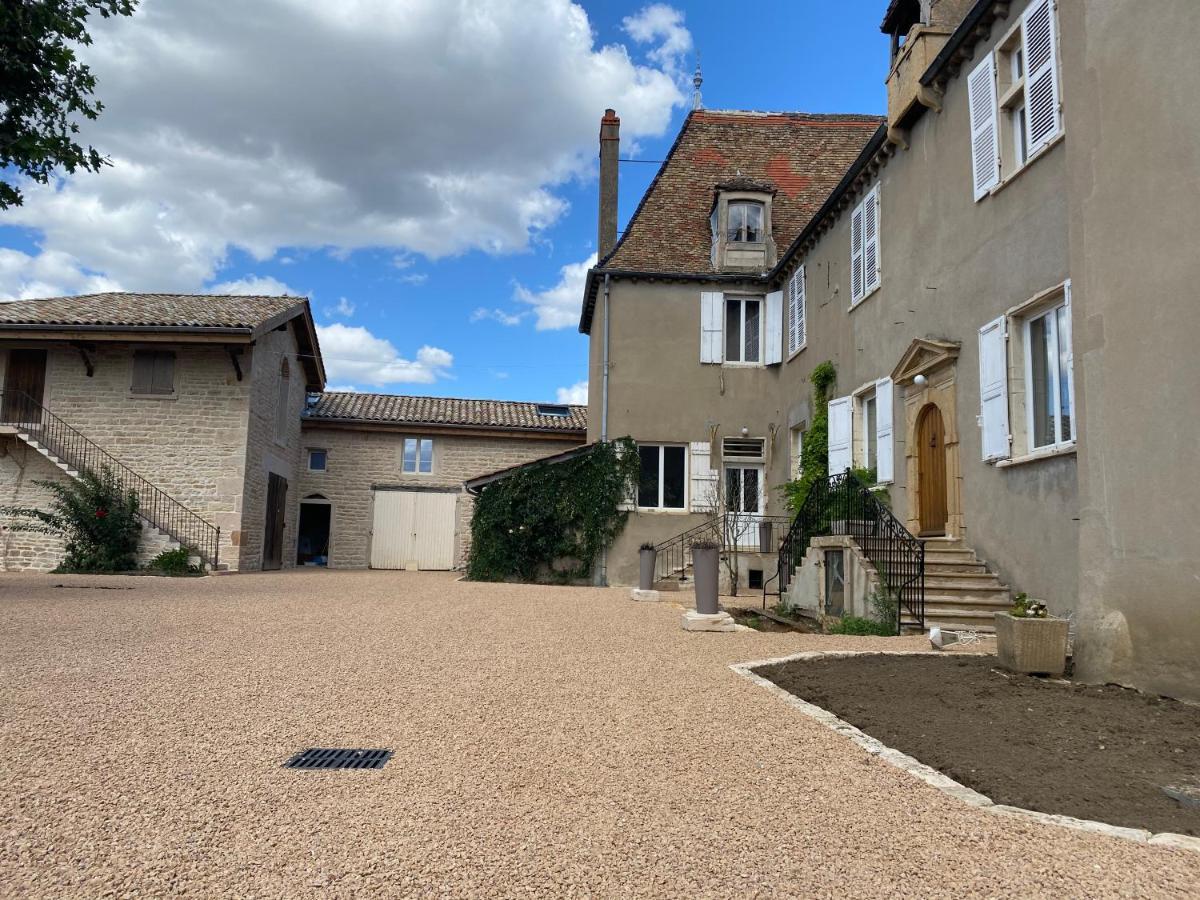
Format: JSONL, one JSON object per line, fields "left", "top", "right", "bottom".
{"left": 775, "top": 471, "right": 924, "bottom": 632}
{"left": 0, "top": 390, "right": 221, "bottom": 568}
{"left": 652, "top": 514, "right": 790, "bottom": 584}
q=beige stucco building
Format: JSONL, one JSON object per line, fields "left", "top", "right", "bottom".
{"left": 581, "top": 0, "right": 1200, "bottom": 699}
{"left": 0, "top": 293, "right": 585, "bottom": 575}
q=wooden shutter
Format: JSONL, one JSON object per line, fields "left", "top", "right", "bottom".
{"left": 788, "top": 266, "right": 806, "bottom": 355}
{"left": 827, "top": 396, "right": 852, "bottom": 474}
{"left": 764, "top": 290, "right": 783, "bottom": 365}
{"left": 875, "top": 377, "right": 894, "bottom": 483}
{"left": 968, "top": 52, "right": 1001, "bottom": 199}
{"left": 863, "top": 186, "right": 881, "bottom": 295}
{"left": 131, "top": 352, "right": 154, "bottom": 394}
{"left": 151, "top": 352, "right": 175, "bottom": 394}
{"left": 699, "top": 291, "right": 724, "bottom": 364}
{"left": 850, "top": 202, "right": 864, "bottom": 303}
{"left": 978, "top": 316, "right": 1011, "bottom": 461}
{"left": 1023, "top": 0, "right": 1061, "bottom": 153}
{"left": 689, "top": 441, "right": 718, "bottom": 512}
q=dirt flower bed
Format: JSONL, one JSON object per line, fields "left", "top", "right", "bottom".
{"left": 757, "top": 654, "right": 1200, "bottom": 836}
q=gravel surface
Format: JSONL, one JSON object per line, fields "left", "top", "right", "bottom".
{"left": 1, "top": 570, "right": 1197, "bottom": 898}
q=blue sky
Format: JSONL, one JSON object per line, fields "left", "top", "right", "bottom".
{"left": 0, "top": 1, "right": 890, "bottom": 404}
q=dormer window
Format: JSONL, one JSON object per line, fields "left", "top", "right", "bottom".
{"left": 726, "top": 201, "right": 763, "bottom": 243}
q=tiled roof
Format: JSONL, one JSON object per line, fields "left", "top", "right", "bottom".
{"left": 0, "top": 292, "right": 306, "bottom": 330}
{"left": 305, "top": 392, "right": 587, "bottom": 433}
{"left": 602, "top": 110, "right": 883, "bottom": 275}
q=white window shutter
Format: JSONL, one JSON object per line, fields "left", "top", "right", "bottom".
{"left": 764, "top": 290, "right": 783, "bottom": 365}
{"left": 978, "top": 316, "right": 1011, "bottom": 461}
{"left": 1063, "top": 278, "right": 1075, "bottom": 433}
{"left": 850, "top": 203, "right": 865, "bottom": 303}
{"left": 689, "top": 441, "right": 718, "bottom": 512}
{"left": 699, "top": 292, "right": 724, "bottom": 364}
{"left": 875, "top": 377, "right": 895, "bottom": 483}
{"left": 788, "top": 265, "right": 807, "bottom": 355}
{"left": 968, "top": 52, "right": 1001, "bottom": 200}
{"left": 1023, "top": 0, "right": 1061, "bottom": 153}
{"left": 827, "top": 396, "right": 853, "bottom": 474}
{"left": 863, "top": 186, "right": 881, "bottom": 294}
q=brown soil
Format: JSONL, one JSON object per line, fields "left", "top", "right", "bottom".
{"left": 757, "top": 654, "right": 1200, "bottom": 836}
{"left": 726, "top": 607, "right": 816, "bottom": 633}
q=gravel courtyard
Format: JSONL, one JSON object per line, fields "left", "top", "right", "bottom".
{"left": 1, "top": 571, "right": 1197, "bottom": 898}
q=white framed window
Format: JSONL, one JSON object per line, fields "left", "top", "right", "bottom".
{"left": 726, "top": 201, "right": 764, "bottom": 243}
{"left": 637, "top": 444, "right": 687, "bottom": 510}
{"left": 850, "top": 377, "right": 894, "bottom": 482}
{"left": 402, "top": 437, "right": 434, "bottom": 474}
{"left": 787, "top": 265, "right": 806, "bottom": 356}
{"left": 972, "top": 0, "right": 1061, "bottom": 198}
{"left": 724, "top": 295, "right": 762, "bottom": 364}
{"left": 724, "top": 465, "right": 763, "bottom": 515}
{"left": 307, "top": 449, "right": 327, "bottom": 472}
{"left": 850, "top": 185, "right": 881, "bottom": 304}
{"left": 1024, "top": 300, "right": 1074, "bottom": 451}
{"left": 860, "top": 391, "right": 878, "bottom": 470}
{"left": 789, "top": 425, "right": 805, "bottom": 479}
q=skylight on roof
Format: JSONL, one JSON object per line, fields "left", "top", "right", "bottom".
{"left": 536, "top": 404, "right": 571, "bottom": 417}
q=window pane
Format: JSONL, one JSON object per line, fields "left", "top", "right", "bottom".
{"left": 725, "top": 299, "right": 741, "bottom": 362}
{"left": 309, "top": 450, "right": 326, "bottom": 471}
{"left": 1056, "top": 305, "right": 1072, "bottom": 442}
{"left": 419, "top": 438, "right": 433, "bottom": 473}
{"left": 662, "top": 446, "right": 685, "bottom": 509}
{"left": 744, "top": 299, "right": 760, "bottom": 362}
{"left": 403, "top": 438, "right": 417, "bottom": 472}
{"left": 744, "top": 203, "right": 763, "bottom": 241}
{"left": 638, "top": 446, "right": 660, "bottom": 507}
{"left": 865, "top": 396, "right": 877, "bottom": 469}
{"left": 1029, "top": 314, "right": 1055, "bottom": 448}
{"left": 725, "top": 468, "right": 740, "bottom": 511}
{"left": 726, "top": 203, "right": 744, "bottom": 242}
{"left": 743, "top": 468, "right": 759, "bottom": 513}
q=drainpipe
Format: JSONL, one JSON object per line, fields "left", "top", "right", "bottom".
{"left": 599, "top": 271, "right": 611, "bottom": 587}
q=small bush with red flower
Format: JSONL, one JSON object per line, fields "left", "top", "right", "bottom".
{"left": 1, "top": 466, "right": 142, "bottom": 572}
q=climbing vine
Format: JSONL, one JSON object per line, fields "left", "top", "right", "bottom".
{"left": 780, "top": 361, "right": 837, "bottom": 513}
{"left": 467, "top": 438, "right": 639, "bottom": 583}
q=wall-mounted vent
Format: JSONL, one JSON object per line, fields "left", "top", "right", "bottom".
{"left": 722, "top": 437, "right": 765, "bottom": 461}
{"left": 535, "top": 404, "right": 571, "bottom": 417}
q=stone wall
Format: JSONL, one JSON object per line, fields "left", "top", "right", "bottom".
{"left": 296, "top": 426, "right": 581, "bottom": 569}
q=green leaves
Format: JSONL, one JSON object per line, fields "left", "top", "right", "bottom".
{"left": 0, "top": 0, "right": 137, "bottom": 208}
{"left": 467, "top": 438, "right": 639, "bottom": 583}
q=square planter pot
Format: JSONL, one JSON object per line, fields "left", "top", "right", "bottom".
{"left": 995, "top": 612, "right": 1069, "bottom": 675}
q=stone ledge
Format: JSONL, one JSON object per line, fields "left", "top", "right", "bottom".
{"left": 630, "top": 588, "right": 661, "bottom": 602}
{"left": 730, "top": 649, "right": 1199, "bottom": 854}
{"left": 682, "top": 610, "right": 737, "bottom": 632}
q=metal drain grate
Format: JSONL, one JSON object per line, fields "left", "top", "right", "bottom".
{"left": 284, "top": 748, "right": 393, "bottom": 770}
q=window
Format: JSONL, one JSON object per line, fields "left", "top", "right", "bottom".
{"left": 850, "top": 185, "right": 881, "bottom": 304}
{"left": 535, "top": 403, "right": 571, "bottom": 417}
{"left": 724, "top": 296, "right": 761, "bottom": 363}
{"left": 862, "top": 393, "right": 878, "bottom": 470}
{"left": 275, "top": 358, "right": 291, "bottom": 442}
{"left": 637, "top": 444, "right": 686, "bottom": 509}
{"left": 724, "top": 466, "right": 761, "bottom": 514}
{"left": 402, "top": 437, "right": 434, "bottom": 474}
{"left": 726, "top": 201, "right": 763, "bottom": 243}
{"left": 787, "top": 265, "right": 806, "bottom": 356}
{"left": 307, "top": 449, "right": 327, "bottom": 472}
{"left": 131, "top": 350, "right": 175, "bottom": 395}
{"left": 789, "top": 426, "right": 805, "bottom": 479}
{"left": 971, "top": 0, "right": 1061, "bottom": 198}
{"left": 1025, "top": 302, "right": 1073, "bottom": 450}
{"left": 721, "top": 436, "right": 765, "bottom": 462}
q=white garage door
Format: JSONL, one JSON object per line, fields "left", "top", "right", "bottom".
{"left": 370, "top": 489, "right": 457, "bottom": 570}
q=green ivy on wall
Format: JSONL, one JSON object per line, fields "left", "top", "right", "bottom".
{"left": 467, "top": 438, "right": 639, "bottom": 583}
{"left": 781, "top": 360, "right": 836, "bottom": 514}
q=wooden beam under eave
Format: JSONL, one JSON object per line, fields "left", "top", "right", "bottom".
{"left": 0, "top": 331, "right": 254, "bottom": 345}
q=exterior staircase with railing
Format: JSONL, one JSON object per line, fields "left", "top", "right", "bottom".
{"left": 651, "top": 515, "right": 789, "bottom": 591}
{"left": 0, "top": 390, "right": 222, "bottom": 569}
{"left": 917, "top": 537, "right": 1011, "bottom": 632}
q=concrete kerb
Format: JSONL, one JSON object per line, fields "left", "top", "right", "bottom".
{"left": 730, "top": 649, "right": 1200, "bottom": 854}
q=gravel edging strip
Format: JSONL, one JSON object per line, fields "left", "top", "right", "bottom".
{"left": 730, "top": 649, "right": 1200, "bottom": 854}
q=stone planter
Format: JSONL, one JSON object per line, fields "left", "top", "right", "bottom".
{"left": 638, "top": 547, "right": 657, "bottom": 591}
{"left": 995, "top": 611, "right": 1069, "bottom": 675}
{"left": 692, "top": 546, "right": 720, "bottom": 615}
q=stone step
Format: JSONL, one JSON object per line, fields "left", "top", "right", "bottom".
{"left": 924, "top": 560, "right": 991, "bottom": 575}
{"left": 916, "top": 607, "right": 1004, "bottom": 632}
{"left": 926, "top": 588, "right": 1011, "bottom": 604}
{"left": 922, "top": 548, "right": 981, "bottom": 563}
{"left": 923, "top": 574, "right": 1009, "bottom": 592}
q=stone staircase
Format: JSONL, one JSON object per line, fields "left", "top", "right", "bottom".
{"left": 911, "top": 538, "right": 1011, "bottom": 633}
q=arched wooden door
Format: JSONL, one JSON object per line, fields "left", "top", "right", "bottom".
{"left": 917, "top": 404, "right": 948, "bottom": 536}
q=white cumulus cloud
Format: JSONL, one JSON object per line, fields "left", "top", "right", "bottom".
{"left": 556, "top": 380, "right": 588, "bottom": 405}
{"left": 0, "top": 1, "right": 689, "bottom": 296}
{"left": 0, "top": 249, "right": 122, "bottom": 301}
{"left": 514, "top": 252, "right": 596, "bottom": 330}
{"left": 316, "top": 323, "right": 453, "bottom": 386}
{"left": 470, "top": 306, "right": 526, "bottom": 326}
{"left": 210, "top": 274, "right": 298, "bottom": 295}
{"left": 330, "top": 296, "right": 355, "bottom": 317}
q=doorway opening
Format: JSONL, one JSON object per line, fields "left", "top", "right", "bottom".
{"left": 262, "top": 472, "right": 288, "bottom": 571}
{"left": 2, "top": 349, "right": 47, "bottom": 421}
{"left": 297, "top": 495, "right": 331, "bottom": 566}
{"left": 916, "top": 403, "right": 948, "bottom": 536}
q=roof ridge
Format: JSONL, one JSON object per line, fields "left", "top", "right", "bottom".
{"left": 319, "top": 390, "right": 585, "bottom": 409}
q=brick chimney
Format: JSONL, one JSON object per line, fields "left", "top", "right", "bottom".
{"left": 597, "top": 108, "right": 620, "bottom": 260}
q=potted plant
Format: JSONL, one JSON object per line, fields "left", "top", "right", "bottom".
{"left": 638, "top": 541, "right": 657, "bottom": 591}
{"left": 691, "top": 539, "right": 720, "bottom": 615}
{"left": 995, "top": 592, "right": 1069, "bottom": 675}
